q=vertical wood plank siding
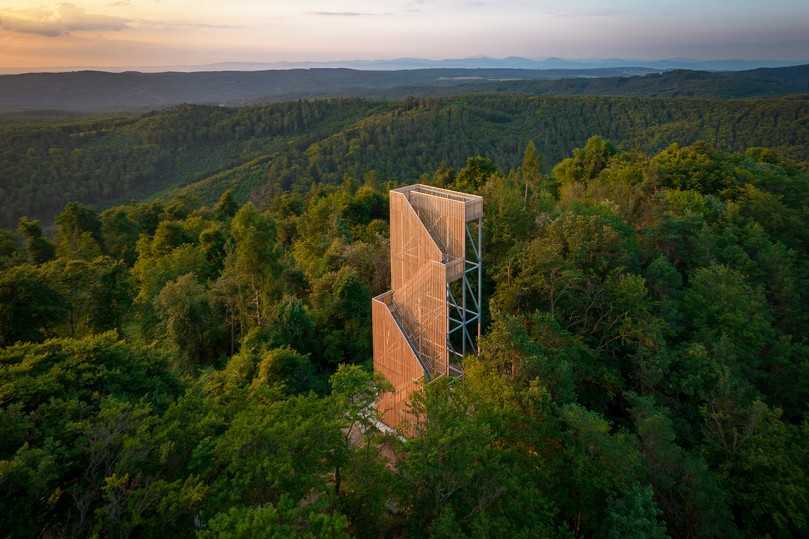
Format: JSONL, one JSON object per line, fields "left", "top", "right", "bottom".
{"left": 389, "top": 191, "right": 442, "bottom": 291}
{"left": 372, "top": 293, "right": 423, "bottom": 430}
{"left": 408, "top": 191, "right": 467, "bottom": 282}
{"left": 392, "top": 261, "right": 448, "bottom": 377}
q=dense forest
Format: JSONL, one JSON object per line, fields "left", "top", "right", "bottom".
{"left": 3, "top": 93, "right": 809, "bottom": 228}
{"left": 0, "top": 63, "right": 806, "bottom": 112}
{"left": 1, "top": 135, "right": 808, "bottom": 537}
{"left": 0, "top": 99, "right": 380, "bottom": 228}
{"left": 371, "top": 64, "right": 809, "bottom": 100}
{"left": 0, "top": 67, "right": 657, "bottom": 113}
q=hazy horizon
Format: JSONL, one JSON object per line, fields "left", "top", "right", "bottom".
{"left": 2, "top": 56, "right": 809, "bottom": 76}
{"left": 1, "top": 0, "right": 808, "bottom": 72}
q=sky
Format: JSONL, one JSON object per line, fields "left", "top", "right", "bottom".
{"left": 0, "top": 0, "right": 808, "bottom": 70}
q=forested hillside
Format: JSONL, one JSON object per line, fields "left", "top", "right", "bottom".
{"left": 0, "top": 138, "right": 809, "bottom": 538}
{"left": 1, "top": 138, "right": 808, "bottom": 537}
{"left": 372, "top": 63, "right": 809, "bottom": 99}
{"left": 0, "top": 99, "right": 381, "bottom": 228}
{"left": 3, "top": 93, "right": 809, "bottom": 228}
{"left": 0, "top": 67, "right": 657, "bottom": 113}
{"left": 0, "top": 64, "right": 806, "bottom": 113}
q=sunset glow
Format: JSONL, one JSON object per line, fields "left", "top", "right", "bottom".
{"left": 0, "top": 0, "right": 808, "bottom": 70}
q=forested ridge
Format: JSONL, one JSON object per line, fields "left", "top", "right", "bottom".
{"left": 3, "top": 93, "right": 809, "bottom": 229}
{"left": 0, "top": 99, "right": 380, "bottom": 228}
{"left": 369, "top": 63, "right": 809, "bottom": 100}
{"left": 0, "top": 67, "right": 658, "bottom": 113}
{"left": 0, "top": 63, "right": 806, "bottom": 113}
{"left": 1, "top": 134, "right": 808, "bottom": 537}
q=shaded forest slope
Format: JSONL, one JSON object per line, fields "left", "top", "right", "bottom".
{"left": 0, "top": 67, "right": 657, "bottom": 112}
{"left": 2, "top": 93, "right": 809, "bottom": 228}
{"left": 375, "top": 63, "right": 809, "bottom": 99}
{"left": 1, "top": 64, "right": 808, "bottom": 113}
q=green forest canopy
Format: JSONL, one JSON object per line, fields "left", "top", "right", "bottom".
{"left": 2, "top": 93, "right": 809, "bottom": 229}
{"left": 0, "top": 63, "right": 806, "bottom": 113}
{"left": 1, "top": 135, "right": 808, "bottom": 537}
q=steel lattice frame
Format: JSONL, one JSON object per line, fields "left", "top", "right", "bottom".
{"left": 446, "top": 217, "right": 483, "bottom": 373}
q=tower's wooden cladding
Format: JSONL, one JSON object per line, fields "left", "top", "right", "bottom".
{"left": 392, "top": 261, "right": 448, "bottom": 378}
{"left": 389, "top": 190, "right": 442, "bottom": 291}
{"left": 373, "top": 184, "right": 482, "bottom": 431}
{"left": 372, "top": 293, "right": 423, "bottom": 430}
{"left": 406, "top": 186, "right": 481, "bottom": 282}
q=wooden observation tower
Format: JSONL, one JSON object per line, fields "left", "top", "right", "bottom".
{"left": 372, "top": 185, "right": 483, "bottom": 430}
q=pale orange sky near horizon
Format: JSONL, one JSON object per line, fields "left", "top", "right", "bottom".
{"left": 1, "top": 0, "right": 808, "bottom": 70}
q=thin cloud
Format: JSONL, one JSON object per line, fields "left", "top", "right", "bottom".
{"left": 134, "top": 20, "right": 243, "bottom": 30}
{"left": 543, "top": 6, "right": 624, "bottom": 18}
{"left": 0, "top": 3, "right": 129, "bottom": 37}
{"left": 308, "top": 11, "right": 391, "bottom": 17}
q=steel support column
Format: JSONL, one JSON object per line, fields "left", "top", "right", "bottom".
{"left": 477, "top": 214, "right": 483, "bottom": 346}
{"left": 446, "top": 217, "right": 482, "bottom": 372}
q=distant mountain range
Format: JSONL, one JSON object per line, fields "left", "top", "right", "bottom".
{"left": 3, "top": 56, "right": 808, "bottom": 74}
{"left": 0, "top": 64, "right": 807, "bottom": 113}
{"left": 202, "top": 57, "right": 809, "bottom": 72}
